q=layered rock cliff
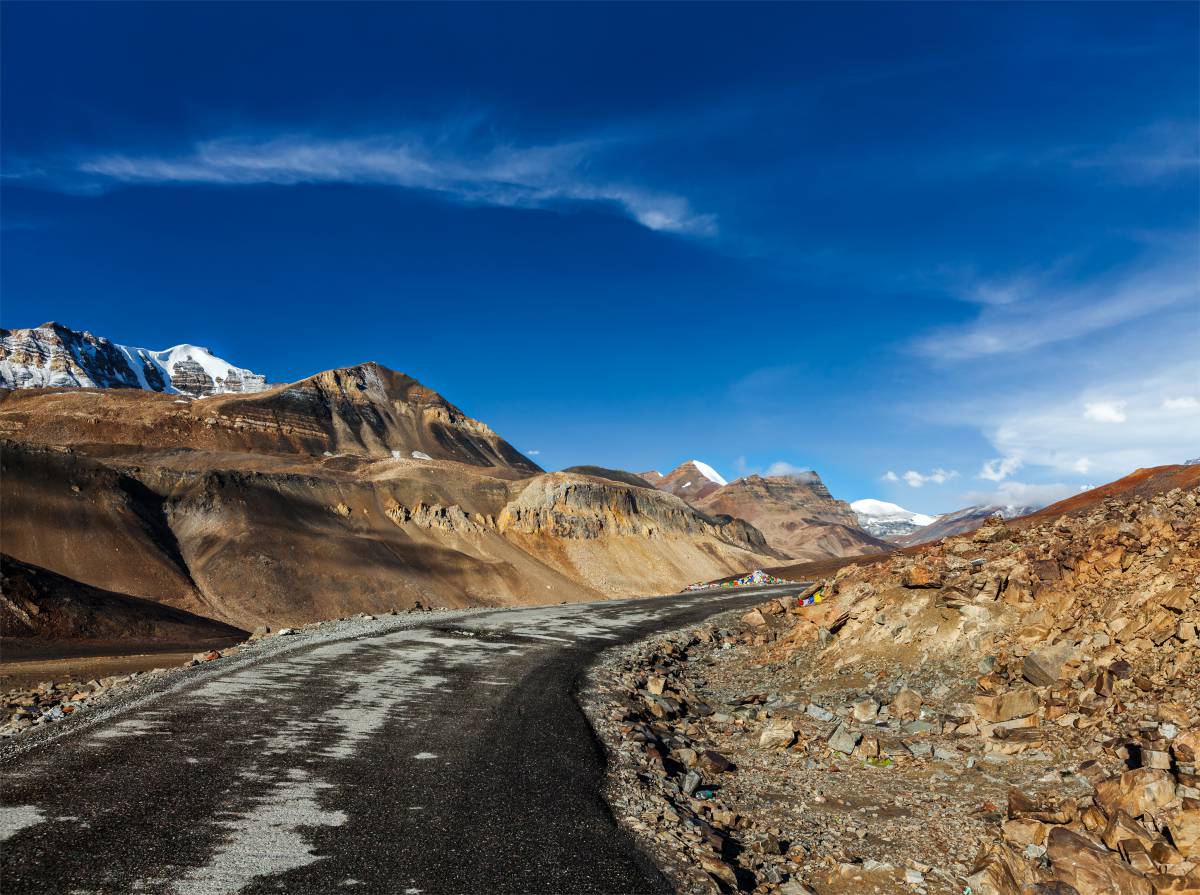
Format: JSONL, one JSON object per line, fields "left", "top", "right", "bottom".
{"left": 0, "top": 322, "right": 268, "bottom": 397}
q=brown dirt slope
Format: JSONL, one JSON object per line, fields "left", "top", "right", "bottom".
{"left": 1, "top": 554, "right": 246, "bottom": 641}
{"left": 562, "top": 466, "right": 657, "bottom": 489}
{"left": 1018, "top": 463, "right": 1200, "bottom": 525}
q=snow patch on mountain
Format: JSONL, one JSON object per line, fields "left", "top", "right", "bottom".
{"left": 689, "top": 460, "right": 727, "bottom": 486}
{"left": 851, "top": 498, "right": 938, "bottom": 539}
{"left": 0, "top": 323, "right": 268, "bottom": 398}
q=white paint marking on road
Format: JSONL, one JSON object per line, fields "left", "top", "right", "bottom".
{"left": 412, "top": 752, "right": 437, "bottom": 760}
{"left": 168, "top": 767, "right": 347, "bottom": 895}
{"left": 0, "top": 805, "right": 46, "bottom": 842}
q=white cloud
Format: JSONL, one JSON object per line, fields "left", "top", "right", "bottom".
{"left": 1083, "top": 400, "right": 1127, "bottom": 423}
{"left": 525, "top": 449, "right": 541, "bottom": 456}
{"left": 978, "top": 456, "right": 1022, "bottom": 481}
{"left": 882, "top": 470, "right": 900, "bottom": 482}
{"left": 1163, "top": 396, "right": 1199, "bottom": 411}
{"left": 58, "top": 131, "right": 716, "bottom": 236}
{"left": 764, "top": 461, "right": 810, "bottom": 477}
{"left": 901, "top": 468, "right": 959, "bottom": 488}
{"left": 982, "top": 359, "right": 1200, "bottom": 479}
{"left": 912, "top": 248, "right": 1198, "bottom": 362}
{"left": 735, "top": 458, "right": 811, "bottom": 478}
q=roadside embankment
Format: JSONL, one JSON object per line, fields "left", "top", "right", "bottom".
{"left": 584, "top": 485, "right": 1199, "bottom": 894}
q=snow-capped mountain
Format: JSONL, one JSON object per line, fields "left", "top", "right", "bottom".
{"left": 0, "top": 322, "right": 268, "bottom": 398}
{"left": 850, "top": 498, "right": 938, "bottom": 540}
{"left": 654, "top": 460, "right": 728, "bottom": 500}
{"left": 893, "top": 503, "right": 1041, "bottom": 546}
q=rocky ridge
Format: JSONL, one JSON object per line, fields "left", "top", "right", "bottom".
{"left": 0, "top": 322, "right": 268, "bottom": 397}
{"left": 586, "top": 478, "right": 1199, "bottom": 894}
{"left": 0, "top": 364, "right": 778, "bottom": 630}
{"left": 695, "top": 474, "right": 890, "bottom": 562}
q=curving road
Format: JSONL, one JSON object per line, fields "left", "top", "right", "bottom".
{"left": 0, "top": 586, "right": 803, "bottom": 895}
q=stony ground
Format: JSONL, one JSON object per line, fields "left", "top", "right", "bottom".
{"left": 585, "top": 486, "right": 1199, "bottom": 895}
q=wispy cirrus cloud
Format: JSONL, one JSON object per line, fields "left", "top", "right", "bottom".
{"left": 912, "top": 245, "right": 1199, "bottom": 361}
{"left": 1068, "top": 120, "right": 1200, "bottom": 183}
{"left": 11, "top": 131, "right": 717, "bottom": 237}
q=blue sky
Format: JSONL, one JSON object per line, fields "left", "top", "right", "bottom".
{"left": 3, "top": 2, "right": 1197, "bottom": 513}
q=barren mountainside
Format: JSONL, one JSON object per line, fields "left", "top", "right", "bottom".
{"left": 695, "top": 472, "right": 891, "bottom": 561}
{"left": 0, "top": 363, "right": 778, "bottom": 631}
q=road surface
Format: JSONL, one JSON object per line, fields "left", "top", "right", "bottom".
{"left": 1, "top": 586, "right": 804, "bottom": 895}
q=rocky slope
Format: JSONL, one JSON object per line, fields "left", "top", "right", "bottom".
{"left": 695, "top": 473, "right": 891, "bottom": 562}
{"left": 0, "top": 322, "right": 268, "bottom": 397}
{"left": 563, "top": 466, "right": 658, "bottom": 489}
{"left": 587, "top": 471, "right": 1199, "bottom": 894}
{"left": 0, "top": 364, "right": 778, "bottom": 631}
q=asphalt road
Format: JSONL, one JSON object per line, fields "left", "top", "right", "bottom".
{"left": 0, "top": 586, "right": 804, "bottom": 895}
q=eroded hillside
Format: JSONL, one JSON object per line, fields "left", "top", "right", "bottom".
{"left": 0, "top": 365, "right": 779, "bottom": 632}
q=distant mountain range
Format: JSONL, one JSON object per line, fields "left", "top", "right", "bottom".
{"left": 0, "top": 322, "right": 268, "bottom": 397}
{"left": 850, "top": 499, "right": 937, "bottom": 539}
{"left": 1, "top": 325, "right": 780, "bottom": 635}
{"left": 0, "top": 322, "right": 1069, "bottom": 593}
{"left": 640, "top": 462, "right": 891, "bottom": 561}
{"left": 891, "top": 503, "right": 1041, "bottom": 546}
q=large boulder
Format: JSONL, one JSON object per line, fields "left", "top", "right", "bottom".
{"left": 976, "top": 689, "right": 1040, "bottom": 723}
{"left": 1168, "top": 808, "right": 1200, "bottom": 858}
{"left": 759, "top": 717, "right": 797, "bottom": 749}
{"left": 1046, "top": 827, "right": 1153, "bottom": 895}
{"left": 1023, "top": 641, "right": 1077, "bottom": 687}
{"left": 1094, "top": 769, "right": 1177, "bottom": 819}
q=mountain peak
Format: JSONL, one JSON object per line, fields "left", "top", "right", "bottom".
{"left": 851, "top": 498, "right": 938, "bottom": 539}
{"left": 653, "top": 460, "right": 728, "bottom": 501}
{"left": 685, "top": 460, "right": 727, "bottom": 486}
{"left": 0, "top": 322, "right": 268, "bottom": 398}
